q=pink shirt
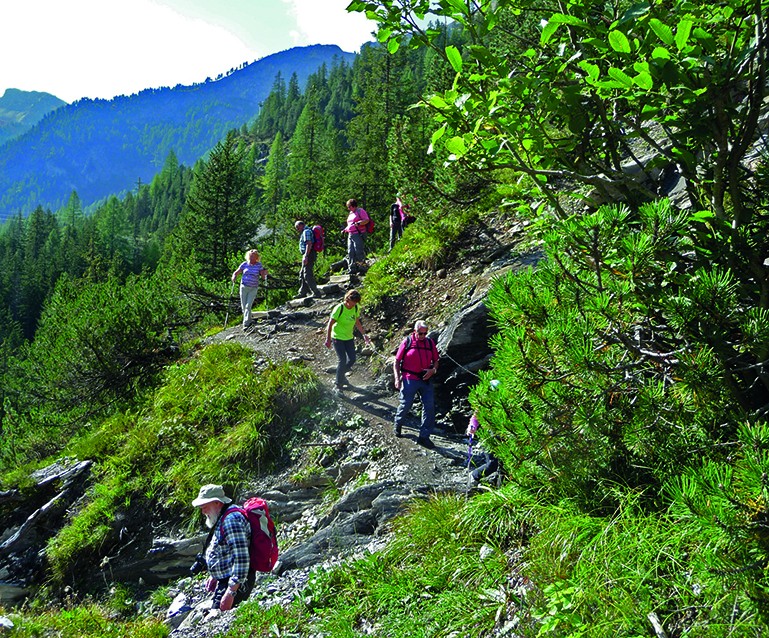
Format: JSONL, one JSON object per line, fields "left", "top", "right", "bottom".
{"left": 344, "top": 207, "right": 369, "bottom": 234}
{"left": 395, "top": 334, "right": 440, "bottom": 381}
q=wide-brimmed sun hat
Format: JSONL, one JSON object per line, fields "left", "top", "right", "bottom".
{"left": 191, "top": 484, "right": 232, "bottom": 507}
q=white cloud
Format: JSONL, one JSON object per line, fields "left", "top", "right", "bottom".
{"left": 3, "top": 0, "right": 255, "bottom": 101}
{"left": 0, "top": 0, "right": 377, "bottom": 102}
{"left": 282, "top": 0, "right": 375, "bottom": 52}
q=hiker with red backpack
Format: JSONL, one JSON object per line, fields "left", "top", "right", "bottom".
{"left": 294, "top": 220, "right": 322, "bottom": 298}
{"left": 191, "top": 484, "right": 278, "bottom": 611}
{"left": 392, "top": 320, "right": 440, "bottom": 448}
{"left": 343, "top": 198, "right": 371, "bottom": 275}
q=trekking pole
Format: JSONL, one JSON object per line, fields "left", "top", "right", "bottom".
{"left": 466, "top": 433, "right": 474, "bottom": 469}
{"left": 223, "top": 280, "right": 235, "bottom": 329}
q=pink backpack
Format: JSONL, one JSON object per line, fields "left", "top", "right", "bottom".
{"left": 221, "top": 497, "right": 279, "bottom": 572}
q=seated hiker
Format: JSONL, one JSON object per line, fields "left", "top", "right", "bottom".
{"left": 191, "top": 484, "right": 255, "bottom": 611}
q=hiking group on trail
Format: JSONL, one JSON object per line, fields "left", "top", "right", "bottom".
{"left": 294, "top": 220, "right": 322, "bottom": 299}
{"left": 191, "top": 484, "right": 279, "bottom": 613}
{"left": 342, "top": 198, "right": 370, "bottom": 275}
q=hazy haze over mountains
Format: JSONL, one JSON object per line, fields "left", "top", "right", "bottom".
{"left": 0, "top": 44, "right": 355, "bottom": 221}
{"left": 0, "top": 88, "right": 66, "bottom": 146}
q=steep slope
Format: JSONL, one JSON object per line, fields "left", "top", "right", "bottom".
{"left": 0, "top": 45, "right": 355, "bottom": 218}
{"left": 0, "top": 88, "right": 66, "bottom": 146}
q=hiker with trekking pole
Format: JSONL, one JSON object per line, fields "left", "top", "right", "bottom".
{"left": 231, "top": 249, "right": 268, "bottom": 330}
{"left": 190, "top": 485, "right": 254, "bottom": 611}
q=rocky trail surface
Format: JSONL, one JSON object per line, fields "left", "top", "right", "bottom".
{"left": 168, "top": 284, "right": 480, "bottom": 635}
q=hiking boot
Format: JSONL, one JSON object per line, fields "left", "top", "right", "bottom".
{"left": 394, "top": 424, "right": 402, "bottom": 437}
{"left": 417, "top": 437, "right": 435, "bottom": 449}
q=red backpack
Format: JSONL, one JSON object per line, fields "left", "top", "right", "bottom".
{"left": 221, "top": 497, "right": 279, "bottom": 572}
{"left": 312, "top": 225, "right": 325, "bottom": 252}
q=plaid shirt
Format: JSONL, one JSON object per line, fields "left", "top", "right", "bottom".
{"left": 204, "top": 505, "right": 251, "bottom": 584}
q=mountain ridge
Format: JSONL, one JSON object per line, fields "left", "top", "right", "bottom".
{"left": 0, "top": 88, "right": 66, "bottom": 146}
{"left": 0, "top": 44, "right": 356, "bottom": 219}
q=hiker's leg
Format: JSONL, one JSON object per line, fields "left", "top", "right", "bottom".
{"left": 418, "top": 380, "right": 435, "bottom": 441}
{"left": 332, "top": 339, "right": 353, "bottom": 387}
{"left": 344, "top": 337, "right": 356, "bottom": 372}
{"left": 306, "top": 250, "right": 321, "bottom": 296}
{"left": 346, "top": 235, "right": 356, "bottom": 273}
{"left": 240, "top": 284, "right": 258, "bottom": 326}
{"left": 394, "top": 379, "right": 419, "bottom": 431}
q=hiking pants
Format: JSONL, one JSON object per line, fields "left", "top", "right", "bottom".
{"left": 332, "top": 338, "right": 356, "bottom": 387}
{"left": 239, "top": 284, "right": 259, "bottom": 326}
{"left": 394, "top": 378, "right": 435, "bottom": 440}
{"left": 346, "top": 233, "right": 366, "bottom": 272}
{"left": 298, "top": 249, "right": 320, "bottom": 297}
{"left": 389, "top": 222, "right": 402, "bottom": 251}
{"left": 211, "top": 572, "right": 255, "bottom": 610}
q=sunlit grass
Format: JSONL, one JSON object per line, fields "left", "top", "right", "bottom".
{"left": 46, "top": 342, "right": 320, "bottom": 581}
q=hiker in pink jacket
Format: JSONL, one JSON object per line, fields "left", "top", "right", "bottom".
{"left": 342, "top": 198, "right": 369, "bottom": 275}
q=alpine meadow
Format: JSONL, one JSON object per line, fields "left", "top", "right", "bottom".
{"left": 1, "top": 0, "right": 769, "bottom": 636}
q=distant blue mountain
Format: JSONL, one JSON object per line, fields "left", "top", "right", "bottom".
{"left": 0, "top": 88, "right": 66, "bottom": 146}
{"left": 0, "top": 45, "right": 355, "bottom": 217}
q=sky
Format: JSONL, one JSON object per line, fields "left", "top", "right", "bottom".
{"left": 0, "top": 0, "right": 377, "bottom": 103}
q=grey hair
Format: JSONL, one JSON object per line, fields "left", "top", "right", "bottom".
{"left": 294, "top": 220, "right": 305, "bottom": 229}
{"left": 414, "top": 320, "right": 428, "bottom": 332}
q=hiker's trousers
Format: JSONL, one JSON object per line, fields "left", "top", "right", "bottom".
{"left": 239, "top": 283, "right": 259, "bottom": 326}
{"left": 394, "top": 378, "right": 435, "bottom": 440}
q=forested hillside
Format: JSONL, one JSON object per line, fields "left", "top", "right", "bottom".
{"left": 0, "top": 88, "right": 66, "bottom": 146}
{"left": 0, "top": 45, "right": 354, "bottom": 217}
{"left": 1, "top": 0, "right": 769, "bottom": 635}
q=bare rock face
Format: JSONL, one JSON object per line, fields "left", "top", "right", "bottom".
{"left": 0, "top": 459, "right": 93, "bottom": 605}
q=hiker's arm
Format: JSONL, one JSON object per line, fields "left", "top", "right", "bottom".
{"left": 325, "top": 318, "right": 336, "bottom": 348}
{"left": 393, "top": 357, "right": 402, "bottom": 390}
{"left": 422, "top": 346, "right": 439, "bottom": 380}
{"left": 231, "top": 267, "right": 242, "bottom": 283}
{"left": 355, "top": 317, "right": 371, "bottom": 345}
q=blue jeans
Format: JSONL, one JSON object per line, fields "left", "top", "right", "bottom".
{"left": 332, "top": 339, "right": 356, "bottom": 387}
{"left": 394, "top": 378, "right": 435, "bottom": 440}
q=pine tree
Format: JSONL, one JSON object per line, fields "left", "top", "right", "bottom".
{"left": 177, "top": 132, "right": 255, "bottom": 280}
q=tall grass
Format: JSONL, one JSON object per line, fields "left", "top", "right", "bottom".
{"left": 46, "top": 342, "right": 320, "bottom": 581}
{"left": 227, "top": 486, "right": 765, "bottom": 637}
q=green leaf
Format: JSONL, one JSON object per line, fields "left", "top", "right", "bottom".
{"left": 607, "top": 67, "right": 633, "bottom": 87}
{"left": 445, "top": 45, "right": 463, "bottom": 72}
{"left": 430, "top": 124, "right": 447, "bottom": 145}
{"left": 548, "top": 13, "right": 587, "bottom": 27}
{"left": 651, "top": 46, "right": 671, "bottom": 60}
{"left": 540, "top": 20, "right": 559, "bottom": 46}
{"left": 609, "top": 30, "right": 631, "bottom": 53}
{"left": 445, "top": 136, "right": 467, "bottom": 156}
{"left": 428, "top": 94, "right": 449, "bottom": 109}
{"left": 648, "top": 18, "right": 674, "bottom": 45}
{"left": 675, "top": 19, "right": 693, "bottom": 51}
{"left": 578, "top": 60, "right": 600, "bottom": 82}
{"left": 387, "top": 37, "right": 400, "bottom": 54}
{"left": 633, "top": 71, "right": 653, "bottom": 90}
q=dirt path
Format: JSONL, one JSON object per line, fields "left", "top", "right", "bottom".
{"left": 207, "top": 292, "right": 473, "bottom": 491}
